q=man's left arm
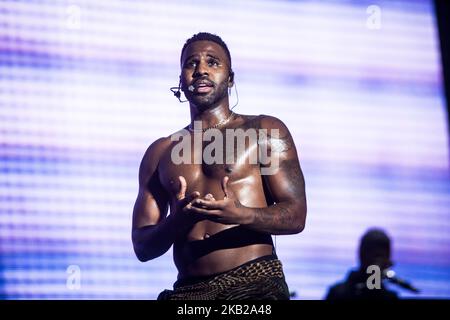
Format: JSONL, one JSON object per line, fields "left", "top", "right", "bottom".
{"left": 243, "top": 115, "right": 306, "bottom": 234}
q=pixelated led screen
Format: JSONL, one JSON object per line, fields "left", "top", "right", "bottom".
{"left": 0, "top": 0, "right": 449, "bottom": 299}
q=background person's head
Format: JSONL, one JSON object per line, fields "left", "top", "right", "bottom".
{"left": 358, "top": 228, "right": 393, "bottom": 273}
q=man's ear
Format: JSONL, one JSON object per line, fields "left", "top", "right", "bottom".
{"left": 228, "top": 71, "right": 234, "bottom": 87}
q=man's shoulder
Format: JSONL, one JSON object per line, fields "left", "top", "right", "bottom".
{"left": 144, "top": 126, "right": 193, "bottom": 157}
{"left": 142, "top": 136, "right": 173, "bottom": 162}
{"left": 250, "top": 114, "right": 292, "bottom": 139}
{"left": 259, "top": 114, "right": 289, "bottom": 130}
{"left": 237, "top": 114, "right": 289, "bottom": 131}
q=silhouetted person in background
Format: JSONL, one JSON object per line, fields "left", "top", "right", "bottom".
{"left": 325, "top": 228, "right": 399, "bottom": 300}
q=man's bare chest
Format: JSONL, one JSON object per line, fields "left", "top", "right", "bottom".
{"left": 158, "top": 133, "right": 260, "bottom": 195}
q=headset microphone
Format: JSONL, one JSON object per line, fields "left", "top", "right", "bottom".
{"left": 188, "top": 85, "right": 195, "bottom": 92}
{"left": 169, "top": 82, "right": 187, "bottom": 103}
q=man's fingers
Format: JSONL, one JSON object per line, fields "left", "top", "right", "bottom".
{"left": 193, "top": 199, "right": 225, "bottom": 210}
{"left": 180, "top": 191, "right": 201, "bottom": 211}
{"left": 187, "top": 206, "right": 222, "bottom": 216}
{"left": 183, "top": 191, "right": 200, "bottom": 206}
{"left": 204, "top": 193, "right": 215, "bottom": 201}
{"left": 176, "top": 176, "right": 187, "bottom": 200}
{"left": 221, "top": 176, "right": 229, "bottom": 198}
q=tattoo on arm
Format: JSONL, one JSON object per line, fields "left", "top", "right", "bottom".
{"left": 266, "top": 128, "right": 294, "bottom": 151}
{"left": 280, "top": 158, "right": 305, "bottom": 192}
{"left": 253, "top": 202, "right": 297, "bottom": 233}
{"left": 249, "top": 158, "right": 306, "bottom": 234}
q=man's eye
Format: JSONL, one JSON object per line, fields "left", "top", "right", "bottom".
{"left": 208, "top": 60, "right": 219, "bottom": 67}
{"left": 185, "top": 61, "right": 196, "bottom": 68}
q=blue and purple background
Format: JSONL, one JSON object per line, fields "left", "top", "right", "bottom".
{"left": 0, "top": 0, "right": 449, "bottom": 299}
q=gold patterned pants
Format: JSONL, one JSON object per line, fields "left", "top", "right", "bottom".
{"left": 157, "top": 255, "right": 290, "bottom": 300}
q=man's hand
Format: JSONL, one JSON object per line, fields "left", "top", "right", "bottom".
{"left": 172, "top": 176, "right": 202, "bottom": 224}
{"left": 190, "top": 176, "right": 253, "bottom": 225}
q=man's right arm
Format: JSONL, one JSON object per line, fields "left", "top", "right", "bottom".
{"left": 132, "top": 138, "right": 200, "bottom": 262}
{"left": 132, "top": 138, "right": 171, "bottom": 261}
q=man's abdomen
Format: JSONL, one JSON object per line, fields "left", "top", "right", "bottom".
{"left": 174, "top": 226, "right": 274, "bottom": 278}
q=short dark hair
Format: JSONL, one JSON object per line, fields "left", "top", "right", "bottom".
{"left": 180, "top": 32, "right": 232, "bottom": 70}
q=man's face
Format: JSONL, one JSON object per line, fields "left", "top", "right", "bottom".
{"left": 361, "top": 248, "right": 393, "bottom": 272}
{"left": 180, "top": 40, "right": 231, "bottom": 111}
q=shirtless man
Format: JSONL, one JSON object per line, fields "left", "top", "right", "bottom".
{"left": 132, "top": 32, "right": 307, "bottom": 300}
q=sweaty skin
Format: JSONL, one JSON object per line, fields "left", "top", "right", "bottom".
{"left": 132, "top": 40, "right": 307, "bottom": 279}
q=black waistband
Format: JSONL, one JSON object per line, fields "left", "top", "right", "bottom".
{"left": 182, "top": 226, "right": 274, "bottom": 262}
{"left": 174, "top": 254, "right": 279, "bottom": 288}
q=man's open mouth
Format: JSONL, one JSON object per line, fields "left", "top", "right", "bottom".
{"left": 193, "top": 81, "right": 214, "bottom": 93}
